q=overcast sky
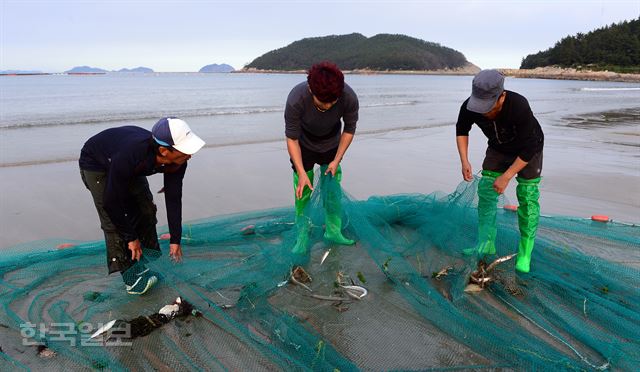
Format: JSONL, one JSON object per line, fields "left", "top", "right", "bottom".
{"left": 1, "top": 0, "right": 638, "bottom": 72}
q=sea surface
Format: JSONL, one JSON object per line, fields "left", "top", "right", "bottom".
{"left": 1, "top": 73, "right": 639, "bottom": 248}
{"left": 1, "top": 73, "right": 639, "bottom": 167}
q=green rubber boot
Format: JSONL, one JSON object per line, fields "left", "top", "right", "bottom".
{"left": 320, "top": 165, "right": 355, "bottom": 245}
{"left": 291, "top": 170, "right": 315, "bottom": 254}
{"left": 463, "top": 170, "right": 501, "bottom": 256}
{"left": 515, "top": 177, "right": 541, "bottom": 273}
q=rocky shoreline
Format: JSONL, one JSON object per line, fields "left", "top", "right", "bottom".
{"left": 500, "top": 67, "right": 640, "bottom": 83}
{"left": 239, "top": 63, "right": 481, "bottom": 76}
{"left": 238, "top": 65, "right": 640, "bottom": 83}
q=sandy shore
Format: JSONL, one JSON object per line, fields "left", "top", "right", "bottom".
{"left": 0, "top": 121, "right": 638, "bottom": 250}
{"left": 239, "top": 65, "right": 640, "bottom": 82}
{"left": 239, "top": 62, "right": 481, "bottom": 76}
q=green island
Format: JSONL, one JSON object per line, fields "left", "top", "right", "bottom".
{"left": 244, "top": 33, "right": 478, "bottom": 73}
{"left": 240, "top": 24, "right": 640, "bottom": 82}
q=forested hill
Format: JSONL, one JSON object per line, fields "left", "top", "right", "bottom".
{"left": 245, "top": 33, "right": 472, "bottom": 71}
{"left": 521, "top": 18, "right": 640, "bottom": 73}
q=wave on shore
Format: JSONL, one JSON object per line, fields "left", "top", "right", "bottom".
{"left": 0, "top": 122, "right": 451, "bottom": 168}
{"left": 1, "top": 101, "right": 419, "bottom": 130}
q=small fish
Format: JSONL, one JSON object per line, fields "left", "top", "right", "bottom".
{"left": 159, "top": 304, "right": 180, "bottom": 317}
{"left": 158, "top": 297, "right": 184, "bottom": 318}
{"left": 464, "top": 284, "right": 484, "bottom": 293}
{"left": 485, "top": 253, "right": 517, "bottom": 273}
{"left": 467, "top": 253, "right": 517, "bottom": 291}
{"left": 343, "top": 290, "right": 362, "bottom": 301}
{"left": 320, "top": 249, "right": 331, "bottom": 265}
{"left": 340, "top": 285, "right": 368, "bottom": 299}
{"left": 432, "top": 266, "right": 453, "bottom": 280}
{"left": 90, "top": 319, "right": 117, "bottom": 339}
{"left": 290, "top": 274, "right": 312, "bottom": 292}
{"left": 469, "top": 275, "right": 492, "bottom": 284}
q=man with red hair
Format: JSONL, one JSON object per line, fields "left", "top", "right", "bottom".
{"left": 285, "top": 61, "right": 359, "bottom": 254}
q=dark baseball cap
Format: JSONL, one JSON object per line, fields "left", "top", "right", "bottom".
{"left": 467, "top": 69, "right": 505, "bottom": 114}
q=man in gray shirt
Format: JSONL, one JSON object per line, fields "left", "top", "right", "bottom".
{"left": 285, "top": 61, "right": 358, "bottom": 254}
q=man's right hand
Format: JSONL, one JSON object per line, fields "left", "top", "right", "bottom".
{"left": 296, "top": 171, "right": 314, "bottom": 199}
{"left": 461, "top": 161, "right": 473, "bottom": 182}
{"left": 128, "top": 239, "right": 142, "bottom": 261}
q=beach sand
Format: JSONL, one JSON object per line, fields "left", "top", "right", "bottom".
{"left": 0, "top": 121, "right": 638, "bottom": 250}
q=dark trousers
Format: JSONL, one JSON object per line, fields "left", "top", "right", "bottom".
{"left": 290, "top": 146, "right": 339, "bottom": 172}
{"left": 80, "top": 169, "right": 160, "bottom": 274}
{"left": 482, "top": 147, "right": 543, "bottom": 179}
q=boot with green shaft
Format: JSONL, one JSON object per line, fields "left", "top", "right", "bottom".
{"left": 463, "top": 170, "right": 501, "bottom": 256}
{"left": 515, "top": 177, "right": 541, "bottom": 273}
{"left": 291, "top": 170, "right": 315, "bottom": 254}
{"left": 320, "top": 165, "right": 355, "bottom": 245}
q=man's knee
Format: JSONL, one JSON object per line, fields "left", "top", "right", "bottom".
{"left": 518, "top": 152, "right": 543, "bottom": 179}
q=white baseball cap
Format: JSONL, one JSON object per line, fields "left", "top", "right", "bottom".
{"left": 151, "top": 117, "right": 205, "bottom": 155}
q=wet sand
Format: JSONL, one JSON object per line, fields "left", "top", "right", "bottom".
{"left": 0, "top": 117, "right": 638, "bottom": 249}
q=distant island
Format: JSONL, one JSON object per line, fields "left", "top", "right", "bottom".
{"left": 199, "top": 63, "right": 235, "bottom": 73}
{"left": 0, "top": 70, "right": 45, "bottom": 75}
{"left": 65, "top": 66, "right": 108, "bottom": 74}
{"left": 64, "top": 66, "right": 155, "bottom": 74}
{"left": 520, "top": 17, "right": 639, "bottom": 74}
{"left": 117, "top": 67, "right": 154, "bottom": 73}
{"left": 244, "top": 33, "right": 478, "bottom": 73}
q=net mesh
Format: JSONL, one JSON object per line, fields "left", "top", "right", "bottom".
{"left": 1, "top": 173, "right": 638, "bottom": 371}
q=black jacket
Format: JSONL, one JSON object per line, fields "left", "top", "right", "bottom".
{"left": 456, "top": 90, "right": 544, "bottom": 162}
{"left": 79, "top": 126, "right": 186, "bottom": 244}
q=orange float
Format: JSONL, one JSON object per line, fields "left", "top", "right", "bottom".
{"left": 591, "top": 215, "right": 610, "bottom": 223}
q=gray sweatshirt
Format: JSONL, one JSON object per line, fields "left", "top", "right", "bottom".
{"left": 284, "top": 81, "right": 358, "bottom": 152}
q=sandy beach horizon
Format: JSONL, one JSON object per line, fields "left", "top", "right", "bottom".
{"left": 238, "top": 66, "right": 640, "bottom": 83}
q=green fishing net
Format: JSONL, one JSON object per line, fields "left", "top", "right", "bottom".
{"left": 1, "top": 173, "right": 638, "bottom": 371}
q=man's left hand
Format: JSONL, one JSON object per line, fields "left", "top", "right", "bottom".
{"left": 324, "top": 160, "right": 339, "bottom": 177}
{"left": 169, "top": 244, "right": 183, "bottom": 263}
{"left": 493, "top": 174, "right": 512, "bottom": 194}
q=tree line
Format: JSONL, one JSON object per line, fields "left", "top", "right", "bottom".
{"left": 521, "top": 18, "right": 640, "bottom": 73}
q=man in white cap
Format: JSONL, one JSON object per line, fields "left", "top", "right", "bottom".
{"left": 79, "top": 117, "right": 205, "bottom": 294}
{"left": 456, "top": 70, "right": 544, "bottom": 273}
